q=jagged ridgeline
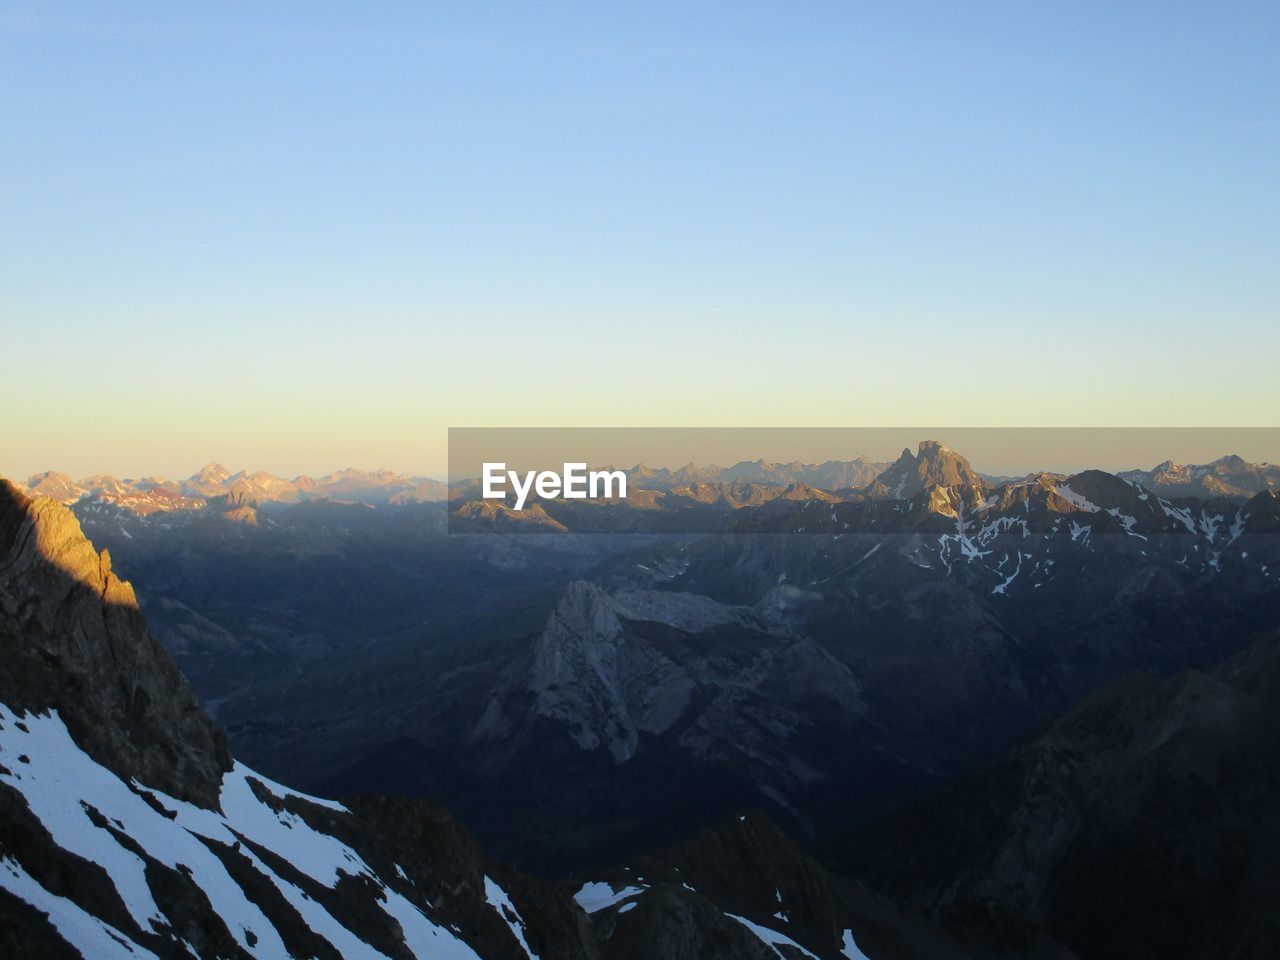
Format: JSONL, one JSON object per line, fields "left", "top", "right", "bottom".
{"left": 0, "top": 480, "right": 894, "bottom": 960}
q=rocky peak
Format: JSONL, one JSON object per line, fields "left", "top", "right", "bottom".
{"left": 0, "top": 479, "right": 230, "bottom": 807}
{"left": 1060, "top": 469, "right": 1144, "bottom": 511}
{"left": 22, "top": 471, "right": 85, "bottom": 503}
{"left": 913, "top": 440, "right": 979, "bottom": 485}
{"left": 527, "top": 582, "right": 636, "bottom": 761}
{"left": 779, "top": 481, "right": 838, "bottom": 502}
{"left": 190, "top": 462, "right": 230, "bottom": 483}
{"left": 870, "top": 440, "right": 985, "bottom": 500}
{"left": 540, "top": 581, "right": 625, "bottom": 660}
{"left": 23, "top": 470, "right": 75, "bottom": 488}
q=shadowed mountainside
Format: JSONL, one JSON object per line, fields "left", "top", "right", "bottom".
{"left": 846, "top": 632, "right": 1280, "bottom": 960}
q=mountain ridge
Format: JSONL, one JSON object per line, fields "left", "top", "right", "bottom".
{"left": 16, "top": 446, "right": 1280, "bottom": 525}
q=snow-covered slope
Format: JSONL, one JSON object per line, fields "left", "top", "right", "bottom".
{"left": 0, "top": 702, "right": 497, "bottom": 960}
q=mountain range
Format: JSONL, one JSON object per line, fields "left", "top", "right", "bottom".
{"left": 25, "top": 448, "right": 1276, "bottom": 520}
{"left": 19, "top": 465, "right": 452, "bottom": 511}
{"left": 5, "top": 440, "right": 1280, "bottom": 957}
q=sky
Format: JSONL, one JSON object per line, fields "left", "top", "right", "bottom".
{"left": 2, "top": 2, "right": 1278, "bottom": 480}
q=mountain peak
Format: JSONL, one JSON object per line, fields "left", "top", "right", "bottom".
{"left": 25, "top": 470, "right": 74, "bottom": 485}
{"left": 870, "top": 440, "right": 984, "bottom": 499}
{"left": 0, "top": 479, "right": 230, "bottom": 806}
{"left": 1211, "top": 453, "right": 1251, "bottom": 473}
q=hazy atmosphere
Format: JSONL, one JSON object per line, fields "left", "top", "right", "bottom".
{"left": 3, "top": 2, "right": 1278, "bottom": 480}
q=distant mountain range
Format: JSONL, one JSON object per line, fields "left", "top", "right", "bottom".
{"left": 1120, "top": 453, "right": 1280, "bottom": 499}
{"left": 448, "top": 443, "right": 1280, "bottom": 539}
{"left": 14, "top": 447, "right": 1278, "bottom": 524}
{"left": 18, "top": 465, "right": 452, "bottom": 510}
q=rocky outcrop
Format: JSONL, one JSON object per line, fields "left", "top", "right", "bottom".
{"left": 0, "top": 478, "right": 230, "bottom": 807}
{"left": 484, "top": 579, "right": 864, "bottom": 774}
{"left": 525, "top": 581, "right": 645, "bottom": 762}
{"left": 866, "top": 441, "right": 988, "bottom": 501}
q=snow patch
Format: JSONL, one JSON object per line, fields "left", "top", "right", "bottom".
{"left": 992, "top": 552, "right": 1022, "bottom": 595}
{"left": 573, "top": 881, "right": 645, "bottom": 913}
{"left": 842, "top": 928, "right": 873, "bottom": 959}
{"left": 1055, "top": 484, "right": 1101, "bottom": 512}
{"left": 485, "top": 876, "right": 539, "bottom": 959}
{"left": 727, "top": 913, "right": 821, "bottom": 960}
{"left": 0, "top": 703, "right": 479, "bottom": 960}
{"left": 1159, "top": 500, "right": 1196, "bottom": 534}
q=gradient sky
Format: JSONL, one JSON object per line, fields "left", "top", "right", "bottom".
{"left": 2, "top": 2, "right": 1278, "bottom": 480}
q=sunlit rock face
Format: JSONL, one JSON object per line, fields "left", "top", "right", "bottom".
{"left": 0, "top": 479, "right": 229, "bottom": 807}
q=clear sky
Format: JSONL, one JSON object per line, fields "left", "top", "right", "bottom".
{"left": 2, "top": 2, "right": 1277, "bottom": 480}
